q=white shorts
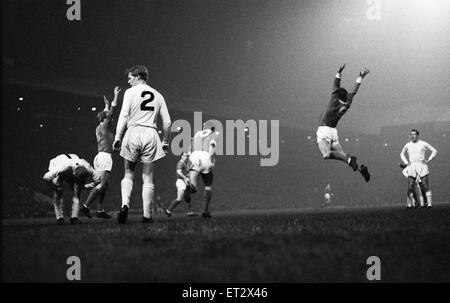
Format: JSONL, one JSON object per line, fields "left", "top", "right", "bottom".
{"left": 316, "top": 126, "right": 339, "bottom": 144}
{"left": 176, "top": 179, "right": 187, "bottom": 191}
{"left": 406, "top": 162, "right": 429, "bottom": 178}
{"left": 189, "top": 151, "right": 215, "bottom": 174}
{"left": 120, "top": 126, "right": 166, "bottom": 163}
{"left": 94, "top": 152, "right": 113, "bottom": 172}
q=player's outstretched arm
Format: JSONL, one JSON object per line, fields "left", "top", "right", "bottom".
{"left": 333, "top": 64, "right": 345, "bottom": 91}
{"left": 350, "top": 68, "right": 370, "bottom": 95}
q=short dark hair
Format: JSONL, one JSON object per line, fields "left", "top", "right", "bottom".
{"left": 410, "top": 129, "right": 419, "bottom": 135}
{"left": 125, "top": 65, "right": 148, "bottom": 81}
{"left": 336, "top": 88, "right": 348, "bottom": 100}
{"left": 73, "top": 166, "right": 90, "bottom": 185}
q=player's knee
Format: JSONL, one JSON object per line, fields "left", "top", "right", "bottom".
{"left": 187, "top": 184, "right": 197, "bottom": 194}
{"left": 204, "top": 186, "right": 212, "bottom": 192}
{"left": 322, "top": 152, "right": 331, "bottom": 159}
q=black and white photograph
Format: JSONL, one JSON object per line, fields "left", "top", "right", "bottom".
{"left": 2, "top": 0, "right": 449, "bottom": 290}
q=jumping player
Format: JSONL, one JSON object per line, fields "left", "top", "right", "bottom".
{"left": 185, "top": 126, "right": 217, "bottom": 218}
{"left": 81, "top": 86, "right": 121, "bottom": 219}
{"left": 317, "top": 64, "right": 371, "bottom": 182}
{"left": 43, "top": 153, "right": 100, "bottom": 224}
{"left": 113, "top": 65, "right": 171, "bottom": 224}
{"left": 400, "top": 129, "right": 437, "bottom": 208}
{"left": 164, "top": 152, "right": 197, "bottom": 217}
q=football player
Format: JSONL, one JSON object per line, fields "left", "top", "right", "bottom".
{"left": 43, "top": 153, "right": 100, "bottom": 224}
{"left": 81, "top": 86, "right": 121, "bottom": 219}
{"left": 316, "top": 64, "right": 371, "bottom": 182}
{"left": 400, "top": 129, "right": 437, "bottom": 208}
{"left": 113, "top": 65, "right": 171, "bottom": 224}
{"left": 185, "top": 126, "right": 217, "bottom": 218}
{"left": 164, "top": 152, "right": 197, "bottom": 217}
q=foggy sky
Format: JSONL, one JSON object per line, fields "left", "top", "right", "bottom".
{"left": 3, "top": 0, "right": 450, "bottom": 134}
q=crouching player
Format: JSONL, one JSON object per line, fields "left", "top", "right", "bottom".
{"left": 185, "top": 127, "right": 217, "bottom": 218}
{"left": 43, "top": 154, "right": 100, "bottom": 224}
{"left": 165, "top": 152, "right": 197, "bottom": 217}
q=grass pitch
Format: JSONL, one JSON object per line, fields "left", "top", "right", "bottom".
{"left": 2, "top": 204, "right": 450, "bottom": 282}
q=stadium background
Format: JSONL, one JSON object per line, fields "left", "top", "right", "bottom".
{"left": 2, "top": 0, "right": 449, "bottom": 217}
{"left": 2, "top": 83, "right": 449, "bottom": 218}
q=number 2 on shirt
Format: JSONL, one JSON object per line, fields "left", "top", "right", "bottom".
{"left": 140, "top": 91, "right": 155, "bottom": 111}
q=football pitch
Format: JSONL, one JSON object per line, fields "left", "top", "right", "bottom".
{"left": 2, "top": 204, "right": 450, "bottom": 282}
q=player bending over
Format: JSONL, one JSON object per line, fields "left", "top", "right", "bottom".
{"left": 400, "top": 129, "right": 437, "bottom": 208}
{"left": 81, "top": 86, "right": 121, "bottom": 219}
{"left": 113, "top": 65, "right": 171, "bottom": 224}
{"left": 43, "top": 153, "right": 100, "bottom": 224}
{"left": 317, "top": 64, "right": 371, "bottom": 182}
{"left": 164, "top": 152, "right": 197, "bottom": 217}
{"left": 185, "top": 126, "right": 217, "bottom": 218}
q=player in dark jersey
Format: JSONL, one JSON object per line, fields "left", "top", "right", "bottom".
{"left": 164, "top": 152, "right": 197, "bottom": 217}
{"left": 81, "top": 86, "right": 121, "bottom": 219}
{"left": 316, "top": 64, "right": 370, "bottom": 182}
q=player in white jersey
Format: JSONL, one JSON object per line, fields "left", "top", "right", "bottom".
{"left": 43, "top": 153, "right": 101, "bottom": 224}
{"left": 113, "top": 65, "right": 171, "bottom": 224}
{"left": 185, "top": 126, "right": 217, "bottom": 218}
{"left": 81, "top": 86, "right": 120, "bottom": 219}
{"left": 400, "top": 129, "right": 438, "bottom": 208}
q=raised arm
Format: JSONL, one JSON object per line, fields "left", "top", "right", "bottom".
{"left": 103, "top": 86, "right": 121, "bottom": 128}
{"left": 349, "top": 68, "right": 370, "bottom": 95}
{"left": 333, "top": 64, "right": 346, "bottom": 91}
{"left": 113, "top": 89, "right": 131, "bottom": 150}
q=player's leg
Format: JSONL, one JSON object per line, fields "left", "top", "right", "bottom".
{"left": 421, "top": 175, "right": 432, "bottom": 207}
{"left": 201, "top": 172, "right": 213, "bottom": 218}
{"left": 117, "top": 159, "right": 136, "bottom": 224}
{"left": 53, "top": 188, "right": 64, "bottom": 224}
{"left": 96, "top": 171, "right": 111, "bottom": 218}
{"left": 166, "top": 181, "right": 186, "bottom": 216}
{"left": 183, "top": 187, "right": 197, "bottom": 216}
{"left": 68, "top": 182, "right": 82, "bottom": 224}
{"left": 141, "top": 161, "right": 155, "bottom": 222}
{"left": 188, "top": 170, "right": 200, "bottom": 194}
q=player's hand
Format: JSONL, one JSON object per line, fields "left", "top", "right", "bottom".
{"left": 338, "top": 64, "right": 346, "bottom": 73}
{"left": 113, "top": 139, "right": 121, "bottom": 151}
{"left": 424, "top": 159, "right": 431, "bottom": 164}
{"left": 399, "top": 162, "right": 407, "bottom": 169}
{"left": 103, "top": 95, "right": 110, "bottom": 107}
{"left": 162, "top": 143, "right": 169, "bottom": 154}
{"left": 359, "top": 68, "right": 370, "bottom": 78}
{"left": 84, "top": 182, "right": 95, "bottom": 189}
{"left": 114, "top": 86, "right": 121, "bottom": 96}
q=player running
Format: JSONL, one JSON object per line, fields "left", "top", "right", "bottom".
{"left": 185, "top": 126, "right": 217, "bottom": 218}
{"left": 113, "top": 65, "right": 171, "bottom": 224}
{"left": 81, "top": 86, "right": 121, "bottom": 219}
{"left": 317, "top": 64, "right": 371, "bottom": 182}
{"left": 400, "top": 129, "right": 437, "bottom": 208}
{"left": 164, "top": 152, "right": 197, "bottom": 217}
{"left": 43, "top": 153, "right": 100, "bottom": 224}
